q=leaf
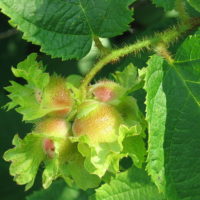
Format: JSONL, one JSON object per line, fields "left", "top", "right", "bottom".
{"left": 66, "top": 75, "right": 83, "bottom": 88}
{"left": 120, "top": 124, "right": 146, "bottom": 168}
{"left": 4, "top": 53, "right": 51, "bottom": 120}
{"left": 26, "top": 180, "right": 81, "bottom": 200}
{"left": 145, "top": 55, "right": 166, "bottom": 192}
{"left": 112, "top": 63, "right": 146, "bottom": 94}
{"left": 187, "top": 0, "right": 200, "bottom": 12}
{"left": 74, "top": 135, "right": 124, "bottom": 177}
{"left": 3, "top": 134, "right": 45, "bottom": 190}
{"left": 116, "top": 96, "right": 147, "bottom": 130}
{"left": 61, "top": 155, "right": 101, "bottom": 191}
{"left": 11, "top": 53, "right": 49, "bottom": 89}
{"left": 91, "top": 166, "right": 166, "bottom": 200}
{"left": 152, "top": 0, "right": 175, "bottom": 11}
{"left": 42, "top": 158, "right": 60, "bottom": 189}
{"left": 0, "top": 0, "right": 135, "bottom": 60}
{"left": 41, "top": 138, "right": 77, "bottom": 189}
{"left": 122, "top": 135, "right": 146, "bottom": 168}
{"left": 175, "top": 29, "right": 200, "bottom": 63}
{"left": 70, "top": 122, "right": 145, "bottom": 178}
{"left": 145, "top": 31, "right": 200, "bottom": 200}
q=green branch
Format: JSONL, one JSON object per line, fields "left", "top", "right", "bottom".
{"left": 80, "top": 18, "right": 200, "bottom": 100}
{"left": 80, "top": 39, "right": 151, "bottom": 99}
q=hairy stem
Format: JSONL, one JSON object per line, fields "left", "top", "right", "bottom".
{"left": 80, "top": 39, "right": 151, "bottom": 99}
{"left": 80, "top": 18, "right": 200, "bottom": 99}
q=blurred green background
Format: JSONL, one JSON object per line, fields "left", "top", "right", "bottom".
{"left": 0, "top": 0, "right": 191, "bottom": 199}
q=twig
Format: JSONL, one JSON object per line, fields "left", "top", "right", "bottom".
{"left": 0, "top": 29, "right": 18, "bottom": 40}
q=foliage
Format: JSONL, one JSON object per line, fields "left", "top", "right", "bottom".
{"left": 0, "top": 0, "right": 200, "bottom": 200}
{"left": 91, "top": 166, "right": 166, "bottom": 200}
{"left": 26, "top": 180, "right": 88, "bottom": 200}
{"left": 0, "top": 0, "right": 135, "bottom": 60}
{"left": 145, "top": 29, "right": 200, "bottom": 199}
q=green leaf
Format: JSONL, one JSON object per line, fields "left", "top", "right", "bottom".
{"left": 152, "top": 0, "right": 175, "bottom": 11}
{"left": 116, "top": 96, "right": 147, "bottom": 130}
{"left": 92, "top": 166, "right": 166, "bottom": 200}
{"left": 0, "top": 0, "right": 135, "bottom": 60}
{"left": 4, "top": 53, "right": 51, "bottom": 120}
{"left": 11, "top": 53, "right": 49, "bottom": 89}
{"left": 187, "top": 0, "right": 200, "bottom": 12}
{"left": 122, "top": 135, "right": 146, "bottom": 168}
{"left": 66, "top": 75, "right": 83, "bottom": 88}
{"left": 145, "top": 55, "right": 166, "bottom": 192}
{"left": 61, "top": 155, "right": 101, "bottom": 191}
{"left": 42, "top": 158, "right": 60, "bottom": 189}
{"left": 120, "top": 124, "right": 146, "bottom": 168}
{"left": 175, "top": 29, "right": 200, "bottom": 63}
{"left": 41, "top": 139, "right": 77, "bottom": 189}
{"left": 70, "top": 122, "right": 145, "bottom": 178}
{"left": 112, "top": 63, "right": 146, "bottom": 94}
{"left": 74, "top": 135, "right": 124, "bottom": 177}
{"left": 3, "top": 134, "right": 45, "bottom": 190}
{"left": 145, "top": 31, "right": 200, "bottom": 199}
{"left": 26, "top": 180, "right": 81, "bottom": 200}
